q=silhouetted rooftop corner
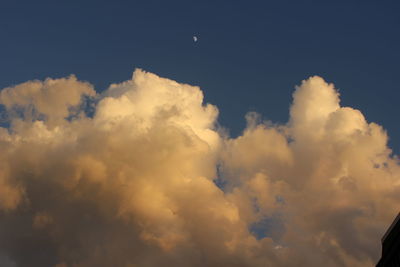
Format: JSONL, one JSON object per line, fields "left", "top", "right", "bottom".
{"left": 376, "top": 212, "right": 400, "bottom": 266}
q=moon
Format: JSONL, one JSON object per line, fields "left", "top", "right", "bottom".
{"left": 193, "top": 36, "right": 198, "bottom": 42}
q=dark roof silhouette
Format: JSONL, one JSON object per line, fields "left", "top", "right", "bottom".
{"left": 376, "top": 212, "right": 400, "bottom": 267}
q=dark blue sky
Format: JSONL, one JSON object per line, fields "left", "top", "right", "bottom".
{"left": 1, "top": 0, "right": 400, "bottom": 152}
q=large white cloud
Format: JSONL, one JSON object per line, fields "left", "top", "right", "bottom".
{"left": 0, "top": 69, "right": 398, "bottom": 267}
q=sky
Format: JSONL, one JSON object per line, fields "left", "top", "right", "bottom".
{"left": 1, "top": 0, "right": 400, "bottom": 149}
{"left": 0, "top": 1, "right": 399, "bottom": 267}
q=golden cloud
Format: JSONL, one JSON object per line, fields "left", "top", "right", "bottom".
{"left": 0, "top": 70, "right": 398, "bottom": 267}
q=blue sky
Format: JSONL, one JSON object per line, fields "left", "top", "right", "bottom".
{"left": 1, "top": 0, "right": 399, "bottom": 152}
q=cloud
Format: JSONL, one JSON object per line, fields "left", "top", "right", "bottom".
{"left": 0, "top": 76, "right": 95, "bottom": 126}
{"left": 0, "top": 70, "right": 398, "bottom": 267}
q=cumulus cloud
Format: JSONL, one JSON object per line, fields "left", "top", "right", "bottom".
{"left": 0, "top": 70, "right": 398, "bottom": 267}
